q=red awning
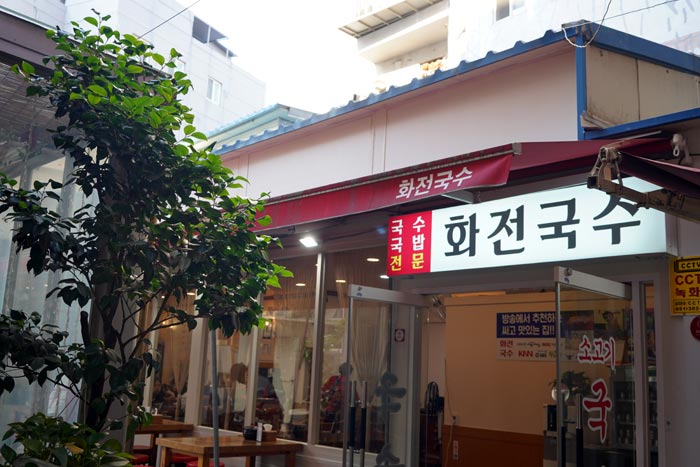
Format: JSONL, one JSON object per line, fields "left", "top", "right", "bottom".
{"left": 616, "top": 153, "right": 700, "bottom": 198}
{"left": 258, "top": 138, "right": 671, "bottom": 231}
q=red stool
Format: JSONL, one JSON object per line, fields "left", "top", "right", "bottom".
{"left": 171, "top": 453, "right": 198, "bottom": 464}
{"left": 131, "top": 453, "right": 150, "bottom": 465}
{"left": 185, "top": 461, "right": 224, "bottom": 467}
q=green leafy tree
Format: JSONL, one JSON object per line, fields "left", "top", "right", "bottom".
{"left": 0, "top": 12, "right": 288, "bottom": 462}
{"left": 1, "top": 413, "right": 131, "bottom": 467}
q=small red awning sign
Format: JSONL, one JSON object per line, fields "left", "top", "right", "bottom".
{"left": 259, "top": 154, "right": 512, "bottom": 230}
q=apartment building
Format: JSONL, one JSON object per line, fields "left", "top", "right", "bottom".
{"left": 0, "top": 0, "right": 266, "bottom": 133}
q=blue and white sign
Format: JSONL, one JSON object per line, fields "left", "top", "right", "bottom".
{"left": 496, "top": 311, "right": 556, "bottom": 338}
{"left": 497, "top": 312, "right": 557, "bottom": 361}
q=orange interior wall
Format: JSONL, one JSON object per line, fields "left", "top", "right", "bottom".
{"left": 443, "top": 293, "right": 556, "bottom": 435}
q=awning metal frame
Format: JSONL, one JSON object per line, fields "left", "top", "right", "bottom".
{"left": 587, "top": 143, "right": 700, "bottom": 223}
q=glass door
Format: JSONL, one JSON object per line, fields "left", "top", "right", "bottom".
{"left": 341, "top": 285, "right": 428, "bottom": 467}
{"left": 554, "top": 267, "right": 634, "bottom": 467}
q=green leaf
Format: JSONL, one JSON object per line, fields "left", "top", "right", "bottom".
{"left": 87, "top": 84, "right": 107, "bottom": 97}
{"left": 3, "top": 376, "right": 15, "bottom": 392}
{"left": 149, "top": 111, "right": 162, "bottom": 128}
{"left": 21, "top": 61, "right": 35, "bottom": 75}
{"left": 173, "top": 145, "right": 189, "bottom": 156}
{"left": 257, "top": 215, "right": 272, "bottom": 227}
{"left": 152, "top": 53, "right": 165, "bottom": 66}
{"left": 90, "top": 397, "right": 106, "bottom": 414}
{"left": 23, "top": 438, "right": 44, "bottom": 453}
{"left": 102, "top": 438, "right": 122, "bottom": 452}
{"left": 126, "top": 64, "right": 144, "bottom": 74}
{"left": 50, "top": 446, "right": 68, "bottom": 467}
{"left": 122, "top": 33, "right": 140, "bottom": 45}
{"left": 87, "top": 94, "right": 102, "bottom": 105}
{"left": 84, "top": 16, "right": 99, "bottom": 27}
{"left": 0, "top": 443, "right": 16, "bottom": 463}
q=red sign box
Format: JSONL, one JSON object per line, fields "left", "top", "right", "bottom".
{"left": 387, "top": 211, "right": 432, "bottom": 276}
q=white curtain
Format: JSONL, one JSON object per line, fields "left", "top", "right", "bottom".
{"left": 273, "top": 313, "right": 311, "bottom": 423}
{"left": 332, "top": 246, "right": 390, "bottom": 403}
{"left": 269, "top": 257, "right": 315, "bottom": 424}
{"left": 163, "top": 294, "right": 194, "bottom": 420}
{"left": 350, "top": 304, "right": 389, "bottom": 405}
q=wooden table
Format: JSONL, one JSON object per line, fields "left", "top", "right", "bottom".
{"left": 136, "top": 419, "right": 194, "bottom": 466}
{"left": 156, "top": 435, "right": 303, "bottom": 467}
{"left": 136, "top": 418, "right": 194, "bottom": 435}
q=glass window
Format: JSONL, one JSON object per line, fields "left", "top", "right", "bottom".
{"left": 557, "top": 287, "right": 635, "bottom": 465}
{"left": 495, "top": 0, "right": 524, "bottom": 21}
{"left": 255, "top": 255, "right": 317, "bottom": 441}
{"left": 495, "top": 0, "right": 510, "bottom": 21}
{"left": 0, "top": 156, "right": 87, "bottom": 434}
{"left": 319, "top": 246, "right": 388, "bottom": 448}
{"left": 207, "top": 77, "right": 222, "bottom": 104}
{"left": 148, "top": 295, "right": 196, "bottom": 421}
{"left": 199, "top": 329, "right": 255, "bottom": 431}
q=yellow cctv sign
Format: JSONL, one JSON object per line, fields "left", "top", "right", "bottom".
{"left": 670, "top": 256, "right": 700, "bottom": 315}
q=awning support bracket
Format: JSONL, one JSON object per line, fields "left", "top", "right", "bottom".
{"left": 588, "top": 145, "right": 700, "bottom": 223}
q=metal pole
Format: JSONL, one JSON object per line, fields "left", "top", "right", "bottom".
{"left": 348, "top": 381, "right": 357, "bottom": 467}
{"left": 359, "top": 381, "right": 368, "bottom": 467}
{"left": 210, "top": 328, "right": 220, "bottom": 467}
{"left": 343, "top": 296, "right": 355, "bottom": 467}
{"left": 576, "top": 394, "right": 583, "bottom": 467}
{"left": 555, "top": 281, "right": 565, "bottom": 467}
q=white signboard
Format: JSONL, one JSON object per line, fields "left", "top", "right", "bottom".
{"left": 388, "top": 180, "right": 668, "bottom": 275}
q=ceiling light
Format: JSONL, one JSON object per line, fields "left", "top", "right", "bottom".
{"left": 296, "top": 282, "right": 306, "bottom": 287}
{"left": 187, "top": 292, "right": 196, "bottom": 296}
{"left": 366, "top": 257, "right": 380, "bottom": 263}
{"left": 299, "top": 236, "right": 318, "bottom": 248}
{"left": 336, "top": 279, "right": 347, "bottom": 284}
{"left": 380, "top": 274, "right": 389, "bottom": 279}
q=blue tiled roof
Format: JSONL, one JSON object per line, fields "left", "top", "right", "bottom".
{"left": 214, "top": 23, "right": 700, "bottom": 155}
{"left": 207, "top": 103, "right": 287, "bottom": 137}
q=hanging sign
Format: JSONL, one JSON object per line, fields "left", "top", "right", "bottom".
{"left": 496, "top": 312, "right": 556, "bottom": 361}
{"left": 690, "top": 316, "right": 700, "bottom": 340}
{"left": 670, "top": 256, "right": 700, "bottom": 315}
{"left": 387, "top": 181, "right": 668, "bottom": 276}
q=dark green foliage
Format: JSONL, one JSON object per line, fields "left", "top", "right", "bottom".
{"left": 0, "top": 10, "right": 290, "bottom": 455}
{"left": 1, "top": 413, "right": 132, "bottom": 467}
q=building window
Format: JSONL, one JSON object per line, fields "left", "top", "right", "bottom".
{"left": 199, "top": 330, "right": 254, "bottom": 432}
{"left": 142, "top": 295, "right": 195, "bottom": 422}
{"left": 254, "top": 255, "right": 317, "bottom": 441}
{"left": 495, "top": 0, "right": 525, "bottom": 21}
{"left": 319, "top": 246, "right": 388, "bottom": 449}
{"left": 207, "top": 77, "right": 222, "bottom": 104}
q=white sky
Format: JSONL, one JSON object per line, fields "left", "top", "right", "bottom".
{"left": 183, "top": 0, "right": 375, "bottom": 113}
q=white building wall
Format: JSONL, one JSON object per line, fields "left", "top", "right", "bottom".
{"left": 239, "top": 117, "right": 376, "bottom": 199}
{"left": 384, "top": 51, "right": 577, "bottom": 170}
{"left": 0, "top": 0, "right": 66, "bottom": 28}
{"left": 1, "top": 0, "right": 266, "bottom": 134}
{"left": 65, "top": 0, "right": 266, "bottom": 133}
{"left": 448, "top": 0, "right": 700, "bottom": 67}
{"left": 232, "top": 49, "right": 577, "bottom": 199}
{"left": 661, "top": 218, "right": 700, "bottom": 467}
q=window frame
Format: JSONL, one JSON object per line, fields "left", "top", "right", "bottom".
{"left": 206, "top": 77, "right": 222, "bottom": 105}
{"left": 495, "top": 0, "right": 525, "bottom": 22}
